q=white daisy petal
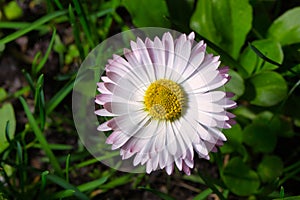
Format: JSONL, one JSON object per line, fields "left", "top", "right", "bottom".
{"left": 95, "top": 31, "right": 236, "bottom": 175}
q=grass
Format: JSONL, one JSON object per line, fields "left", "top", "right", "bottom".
{"left": 0, "top": 0, "right": 300, "bottom": 199}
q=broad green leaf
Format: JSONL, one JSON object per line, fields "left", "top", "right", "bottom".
{"left": 221, "top": 124, "right": 247, "bottom": 155}
{"left": 225, "top": 69, "right": 245, "bottom": 99}
{"left": 267, "top": 7, "right": 300, "bottom": 45}
{"left": 249, "top": 71, "right": 287, "bottom": 107}
{"left": 257, "top": 155, "right": 283, "bottom": 183}
{"left": 254, "top": 111, "right": 294, "bottom": 138}
{"left": 122, "top": 0, "right": 170, "bottom": 27}
{"left": 0, "top": 89, "right": 16, "bottom": 153}
{"left": 190, "top": 0, "right": 252, "bottom": 58}
{"left": 190, "top": 0, "right": 219, "bottom": 43}
{"left": 243, "top": 123, "right": 277, "bottom": 153}
{"left": 239, "top": 40, "right": 283, "bottom": 77}
{"left": 221, "top": 157, "right": 260, "bottom": 196}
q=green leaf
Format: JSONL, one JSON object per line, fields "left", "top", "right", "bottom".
{"left": 221, "top": 157, "right": 260, "bottom": 196}
{"left": 190, "top": 0, "right": 252, "bottom": 58}
{"left": 257, "top": 155, "right": 283, "bottom": 183}
{"left": 239, "top": 40, "right": 283, "bottom": 77}
{"left": 0, "top": 98, "right": 16, "bottom": 153}
{"left": 243, "top": 123, "right": 277, "bottom": 153}
{"left": 122, "top": 0, "right": 170, "bottom": 27}
{"left": 249, "top": 71, "right": 287, "bottom": 107}
{"left": 225, "top": 69, "right": 245, "bottom": 99}
{"left": 254, "top": 111, "right": 294, "bottom": 138}
{"left": 221, "top": 123, "right": 245, "bottom": 155}
{"left": 267, "top": 7, "right": 300, "bottom": 46}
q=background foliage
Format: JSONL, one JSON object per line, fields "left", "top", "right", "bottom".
{"left": 0, "top": 0, "right": 300, "bottom": 199}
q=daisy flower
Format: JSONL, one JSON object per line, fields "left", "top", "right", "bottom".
{"left": 95, "top": 32, "right": 236, "bottom": 175}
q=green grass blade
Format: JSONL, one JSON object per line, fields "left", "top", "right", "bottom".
{"left": 22, "top": 70, "right": 35, "bottom": 94}
{"left": 72, "top": 0, "right": 95, "bottom": 47}
{"left": 19, "top": 97, "right": 63, "bottom": 176}
{"left": 46, "top": 78, "right": 74, "bottom": 114}
{"left": 193, "top": 188, "right": 213, "bottom": 200}
{"left": 65, "top": 154, "right": 70, "bottom": 183}
{"left": 0, "top": 22, "right": 48, "bottom": 30}
{"left": 5, "top": 121, "right": 12, "bottom": 143}
{"left": 40, "top": 170, "right": 49, "bottom": 193}
{"left": 0, "top": 10, "right": 67, "bottom": 45}
{"left": 68, "top": 4, "right": 85, "bottom": 60}
{"left": 46, "top": 174, "right": 89, "bottom": 200}
{"left": 53, "top": 189, "right": 75, "bottom": 199}
{"left": 33, "top": 28, "right": 57, "bottom": 76}
{"left": 77, "top": 177, "right": 108, "bottom": 192}
{"left": 198, "top": 171, "right": 226, "bottom": 200}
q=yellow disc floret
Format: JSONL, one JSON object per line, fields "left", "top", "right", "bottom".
{"left": 144, "top": 79, "right": 185, "bottom": 121}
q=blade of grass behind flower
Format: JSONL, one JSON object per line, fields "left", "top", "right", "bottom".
{"left": 19, "top": 97, "right": 63, "bottom": 176}
{"left": 0, "top": 10, "right": 67, "bottom": 45}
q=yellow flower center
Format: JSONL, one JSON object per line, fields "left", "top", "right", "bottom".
{"left": 144, "top": 79, "right": 185, "bottom": 121}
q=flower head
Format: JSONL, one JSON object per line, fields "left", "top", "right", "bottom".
{"left": 95, "top": 32, "right": 236, "bottom": 175}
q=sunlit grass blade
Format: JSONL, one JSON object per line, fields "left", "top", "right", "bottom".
{"left": 33, "top": 28, "right": 57, "bottom": 76}
{"left": 65, "top": 154, "right": 70, "bottom": 183}
{"left": 32, "top": 143, "right": 73, "bottom": 150}
{"left": 0, "top": 10, "right": 67, "bottom": 45}
{"left": 19, "top": 97, "right": 63, "bottom": 176}
{"left": 193, "top": 188, "right": 213, "bottom": 200}
{"left": 40, "top": 170, "right": 49, "bottom": 192}
{"left": 46, "top": 174, "right": 89, "bottom": 200}
{"left": 46, "top": 78, "right": 74, "bottom": 114}
{"left": 100, "top": 174, "right": 133, "bottom": 190}
{"left": 77, "top": 177, "right": 108, "bottom": 192}
{"left": 280, "top": 186, "right": 284, "bottom": 198}
{"left": 53, "top": 189, "right": 75, "bottom": 199}
{"left": 0, "top": 22, "right": 48, "bottom": 30}
{"left": 138, "top": 187, "right": 176, "bottom": 200}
